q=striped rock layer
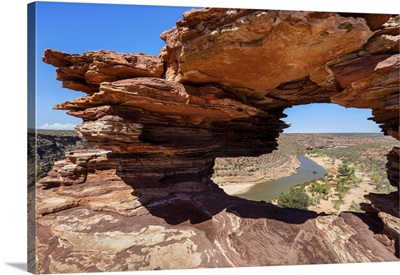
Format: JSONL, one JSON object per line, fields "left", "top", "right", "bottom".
{"left": 32, "top": 8, "right": 399, "bottom": 273}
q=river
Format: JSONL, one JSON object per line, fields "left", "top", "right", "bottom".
{"left": 237, "top": 155, "right": 326, "bottom": 201}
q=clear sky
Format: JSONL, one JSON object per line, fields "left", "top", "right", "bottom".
{"left": 34, "top": 2, "right": 194, "bottom": 130}
{"left": 282, "top": 104, "right": 380, "bottom": 133}
{"left": 33, "top": 1, "right": 381, "bottom": 133}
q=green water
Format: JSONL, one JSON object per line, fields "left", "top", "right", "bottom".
{"left": 237, "top": 155, "right": 326, "bottom": 201}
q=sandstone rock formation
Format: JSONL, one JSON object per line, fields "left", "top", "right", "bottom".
{"left": 31, "top": 8, "right": 399, "bottom": 273}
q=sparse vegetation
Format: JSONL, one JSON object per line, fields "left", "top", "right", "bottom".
{"left": 332, "top": 199, "right": 342, "bottom": 211}
{"left": 266, "top": 134, "right": 398, "bottom": 213}
{"left": 348, "top": 201, "right": 362, "bottom": 212}
{"left": 338, "top": 163, "right": 354, "bottom": 178}
{"left": 307, "top": 139, "right": 399, "bottom": 197}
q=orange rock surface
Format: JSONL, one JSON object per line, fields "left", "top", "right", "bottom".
{"left": 31, "top": 8, "right": 399, "bottom": 273}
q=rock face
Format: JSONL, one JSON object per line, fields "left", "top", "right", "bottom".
{"left": 32, "top": 8, "right": 399, "bottom": 273}
{"left": 27, "top": 130, "right": 96, "bottom": 186}
{"left": 42, "top": 49, "right": 164, "bottom": 94}
{"left": 161, "top": 10, "right": 373, "bottom": 92}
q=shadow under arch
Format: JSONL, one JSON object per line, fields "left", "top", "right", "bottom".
{"left": 114, "top": 158, "right": 321, "bottom": 226}
{"left": 115, "top": 166, "right": 399, "bottom": 262}
{"left": 109, "top": 100, "right": 400, "bottom": 261}
{"left": 135, "top": 182, "right": 322, "bottom": 226}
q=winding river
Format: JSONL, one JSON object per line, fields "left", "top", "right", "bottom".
{"left": 237, "top": 155, "right": 326, "bottom": 201}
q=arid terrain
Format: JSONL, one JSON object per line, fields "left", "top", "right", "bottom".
{"left": 30, "top": 9, "right": 399, "bottom": 273}
{"left": 213, "top": 133, "right": 398, "bottom": 200}
{"left": 305, "top": 139, "right": 398, "bottom": 214}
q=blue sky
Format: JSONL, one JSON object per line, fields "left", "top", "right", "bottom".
{"left": 33, "top": 1, "right": 381, "bottom": 133}
{"left": 34, "top": 2, "right": 194, "bottom": 129}
{"left": 282, "top": 104, "right": 380, "bottom": 133}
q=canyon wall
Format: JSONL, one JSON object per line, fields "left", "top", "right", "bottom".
{"left": 32, "top": 8, "right": 399, "bottom": 273}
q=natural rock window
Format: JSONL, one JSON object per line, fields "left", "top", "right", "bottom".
{"left": 31, "top": 8, "right": 399, "bottom": 273}
{"left": 212, "top": 103, "right": 399, "bottom": 216}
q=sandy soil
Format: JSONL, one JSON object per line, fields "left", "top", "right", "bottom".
{"left": 221, "top": 183, "right": 256, "bottom": 195}
{"left": 307, "top": 154, "right": 375, "bottom": 214}
{"left": 341, "top": 172, "right": 375, "bottom": 210}
{"left": 306, "top": 155, "right": 341, "bottom": 175}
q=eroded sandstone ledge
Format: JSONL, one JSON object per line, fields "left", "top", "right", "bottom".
{"left": 33, "top": 8, "right": 399, "bottom": 273}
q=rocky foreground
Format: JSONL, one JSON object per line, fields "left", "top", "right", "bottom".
{"left": 30, "top": 9, "right": 399, "bottom": 273}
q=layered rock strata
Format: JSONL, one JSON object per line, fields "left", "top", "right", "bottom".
{"left": 34, "top": 8, "right": 399, "bottom": 273}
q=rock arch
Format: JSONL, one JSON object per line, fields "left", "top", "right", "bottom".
{"left": 35, "top": 8, "right": 398, "bottom": 273}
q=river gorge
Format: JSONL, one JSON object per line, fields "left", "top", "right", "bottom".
{"left": 238, "top": 155, "right": 327, "bottom": 201}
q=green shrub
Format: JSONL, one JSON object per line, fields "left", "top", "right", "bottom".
{"left": 375, "top": 183, "right": 397, "bottom": 194}
{"left": 338, "top": 163, "right": 355, "bottom": 178}
{"left": 335, "top": 182, "right": 350, "bottom": 200}
{"left": 332, "top": 199, "right": 342, "bottom": 211}
{"left": 277, "top": 185, "right": 310, "bottom": 210}
{"left": 310, "top": 182, "right": 331, "bottom": 196}
{"left": 348, "top": 201, "right": 362, "bottom": 213}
